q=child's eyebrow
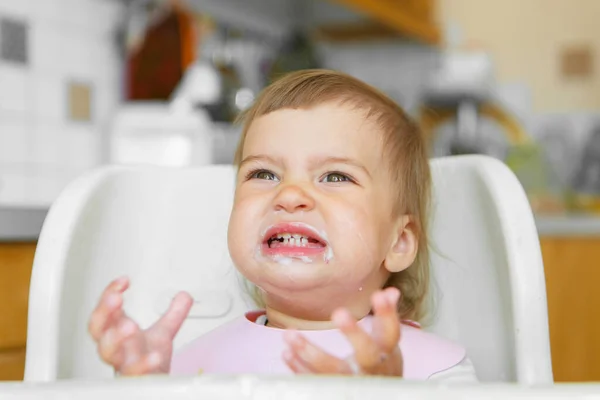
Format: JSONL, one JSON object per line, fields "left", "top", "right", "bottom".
{"left": 239, "top": 155, "right": 371, "bottom": 178}
{"left": 239, "top": 154, "right": 281, "bottom": 168}
{"left": 313, "top": 156, "right": 371, "bottom": 178}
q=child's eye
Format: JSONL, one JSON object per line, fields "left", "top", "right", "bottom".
{"left": 248, "top": 169, "right": 279, "bottom": 181}
{"left": 322, "top": 172, "right": 352, "bottom": 183}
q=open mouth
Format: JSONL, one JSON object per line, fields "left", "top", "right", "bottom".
{"left": 267, "top": 233, "right": 325, "bottom": 249}
{"left": 261, "top": 222, "right": 328, "bottom": 258}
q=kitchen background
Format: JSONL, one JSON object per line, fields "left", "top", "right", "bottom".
{"left": 0, "top": 0, "right": 599, "bottom": 383}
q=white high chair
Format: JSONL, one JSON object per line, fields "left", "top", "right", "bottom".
{"left": 24, "top": 155, "right": 553, "bottom": 384}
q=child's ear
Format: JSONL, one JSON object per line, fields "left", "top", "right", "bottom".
{"left": 384, "top": 215, "right": 419, "bottom": 273}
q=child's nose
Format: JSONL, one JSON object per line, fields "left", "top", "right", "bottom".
{"left": 273, "top": 184, "right": 315, "bottom": 213}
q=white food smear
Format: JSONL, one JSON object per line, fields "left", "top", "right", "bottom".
{"left": 272, "top": 255, "right": 313, "bottom": 265}
{"left": 318, "top": 228, "right": 334, "bottom": 263}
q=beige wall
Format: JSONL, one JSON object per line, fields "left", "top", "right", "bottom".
{"left": 439, "top": 0, "right": 600, "bottom": 112}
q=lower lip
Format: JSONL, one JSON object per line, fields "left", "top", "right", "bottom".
{"left": 261, "top": 243, "right": 326, "bottom": 258}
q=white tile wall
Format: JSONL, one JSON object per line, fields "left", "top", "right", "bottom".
{"left": 0, "top": 117, "right": 31, "bottom": 163}
{"left": 0, "top": 0, "right": 32, "bottom": 18}
{"left": 29, "top": 21, "right": 65, "bottom": 72}
{"left": 31, "top": 123, "right": 61, "bottom": 165}
{"left": 0, "top": 170, "right": 27, "bottom": 204}
{"left": 0, "top": 0, "right": 123, "bottom": 207}
{"left": 96, "top": 80, "right": 120, "bottom": 129}
{"left": 0, "top": 63, "right": 30, "bottom": 113}
{"left": 32, "top": 73, "right": 65, "bottom": 121}
{"left": 63, "top": 125, "right": 100, "bottom": 168}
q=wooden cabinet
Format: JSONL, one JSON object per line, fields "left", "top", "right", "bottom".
{"left": 328, "top": 0, "right": 441, "bottom": 44}
{"left": 0, "top": 242, "right": 36, "bottom": 381}
{"left": 540, "top": 236, "right": 600, "bottom": 382}
{"left": 0, "top": 349, "right": 26, "bottom": 381}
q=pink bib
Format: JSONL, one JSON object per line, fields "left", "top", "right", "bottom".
{"left": 171, "top": 311, "right": 466, "bottom": 380}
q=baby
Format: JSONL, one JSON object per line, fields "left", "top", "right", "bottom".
{"left": 88, "top": 69, "right": 477, "bottom": 382}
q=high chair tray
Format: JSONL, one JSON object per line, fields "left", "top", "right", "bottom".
{"left": 0, "top": 375, "right": 597, "bottom": 400}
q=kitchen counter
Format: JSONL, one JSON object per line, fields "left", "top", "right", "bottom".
{"left": 535, "top": 215, "right": 600, "bottom": 237}
{"left": 0, "top": 207, "right": 48, "bottom": 241}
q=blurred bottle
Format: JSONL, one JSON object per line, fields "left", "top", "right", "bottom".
{"left": 571, "top": 124, "right": 600, "bottom": 213}
{"left": 267, "top": 30, "right": 321, "bottom": 82}
{"left": 505, "top": 143, "right": 566, "bottom": 214}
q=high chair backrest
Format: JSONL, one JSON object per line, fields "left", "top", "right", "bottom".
{"left": 24, "top": 155, "right": 553, "bottom": 384}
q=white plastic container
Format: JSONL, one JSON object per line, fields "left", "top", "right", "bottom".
{"left": 108, "top": 102, "right": 214, "bottom": 167}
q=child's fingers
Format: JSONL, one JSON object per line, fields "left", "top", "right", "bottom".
{"left": 331, "top": 308, "right": 383, "bottom": 372}
{"left": 283, "top": 331, "right": 349, "bottom": 374}
{"left": 119, "top": 352, "right": 162, "bottom": 376}
{"left": 151, "top": 291, "right": 193, "bottom": 339}
{"left": 370, "top": 288, "right": 401, "bottom": 353}
{"left": 97, "top": 318, "right": 139, "bottom": 366}
{"left": 88, "top": 295, "right": 123, "bottom": 342}
{"left": 88, "top": 277, "right": 129, "bottom": 341}
{"left": 282, "top": 349, "right": 313, "bottom": 374}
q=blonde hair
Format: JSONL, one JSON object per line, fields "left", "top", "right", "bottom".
{"left": 233, "top": 69, "right": 432, "bottom": 322}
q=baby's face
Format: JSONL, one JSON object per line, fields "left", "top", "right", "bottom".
{"left": 228, "top": 103, "right": 398, "bottom": 313}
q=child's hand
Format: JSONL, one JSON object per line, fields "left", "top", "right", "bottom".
{"left": 283, "top": 287, "right": 403, "bottom": 376}
{"left": 87, "top": 276, "right": 193, "bottom": 376}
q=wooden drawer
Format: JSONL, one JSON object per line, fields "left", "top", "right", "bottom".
{"left": 541, "top": 237, "right": 600, "bottom": 382}
{"left": 0, "top": 243, "right": 36, "bottom": 350}
{"left": 0, "top": 348, "right": 25, "bottom": 381}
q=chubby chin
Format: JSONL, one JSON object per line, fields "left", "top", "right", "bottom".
{"left": 232, "top": 252, "right": 331, "bottom": 292}
{"left": 231, "top": 248, "right": 372, "bottom": 298}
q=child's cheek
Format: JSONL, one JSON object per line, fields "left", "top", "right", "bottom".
{"left": 329, "top": 206, "right": 378, "bottom": 265}
{"left": 228, "top": 208, "right": 256, "bottom": 258}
